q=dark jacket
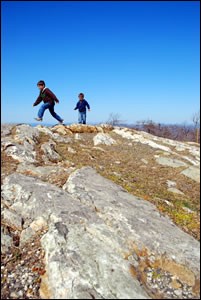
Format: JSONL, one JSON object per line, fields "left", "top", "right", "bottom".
{"left": 74, "top": 99, "right": 90, "bottom": 112}
{"left": 33, "top": 88, "right": 59, "bottom": 106}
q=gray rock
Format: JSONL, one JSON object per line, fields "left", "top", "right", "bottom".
{"left": 1, "top": 173, "right": 149, "bottom": 299}
{"left": 1, "top": 168, "right": 200, "bottom": 299}
{"left": 37, "top": 126, "right": 71, "bottom": 143}
{"left": 17, "top": 163, "right": 71, "bottom": 181}
{"left": 1, "top": 124, "right": 15, "bottom": 137}
{"left": 41, "top": 140, "right": 61, "bottom": 163}
{"left": 5, "top": 142, "right": 37, "bottom": 163}
{"left": 3, "top": 209, "right": 22, "bottom": 230}
{"left": 166, "top": 180, "right": 177, "bottom": 188}
{"left": 156, "top": 157, "right": 188, "bottom": 168}
{"left": 93, "top": 133, "right": 116, "bottom": 146}
{"left": 14, "top": 124, "right": 40, "bottom": 145}
{"left": 181, "top": 166, "right": 200, "bottom": 183}
{"left": 1, "top": 229, "right": 12, "bottom": 253}
{"left": 20, "top": 227, "right": 35, "bottom": 246}
{"left": 167, "top": 188, "right": 184, "bottom": 195}
{"left": 65, "top": 167, "right": 200, "bottom": 277}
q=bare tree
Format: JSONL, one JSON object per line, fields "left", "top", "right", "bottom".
{"left": 192, "top": 110, "right": 200, "bottom": 143}
{"left": 106, "top": 113, "right": 122, "bottom": 126}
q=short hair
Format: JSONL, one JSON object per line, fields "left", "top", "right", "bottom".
{"left": 37, "top": 80, "right": 45, "bottom": 86}
{"left": 79, "top": 93, "right": 84, "bottom": 97}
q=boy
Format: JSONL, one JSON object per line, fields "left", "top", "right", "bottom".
{"left": 33, "top": 80, "right": 64, "bottom": 124}
{"left": 74, "top": 93, "right": 90, "bottom": 124}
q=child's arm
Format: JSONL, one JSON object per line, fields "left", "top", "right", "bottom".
{"left": 46, "top": 88, "right": 59, "bottom": 103}
{"left": 74, "top": 102, "right": 79, "bottom": 110}
{"left": 33, "top": 95, "right": 42, "bottom": 106}
{"left": 86, "top": 101, "right": 90, "bottom": 110}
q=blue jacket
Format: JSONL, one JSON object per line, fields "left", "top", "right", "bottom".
{"left": 74, "top": 99, "right": 90, "bottom": 112}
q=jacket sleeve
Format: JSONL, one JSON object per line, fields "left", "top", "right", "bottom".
{"left": 33, "top": 95, "right": 42, "bottom": 106}
{"left": 86, "top": 101, "right": 90, "bottom": 110}
{"left": 46, "top": 88, "right": 59, "bottom": 103}
{"left": 74, "top": 102, "right": 79, "bottom": 110}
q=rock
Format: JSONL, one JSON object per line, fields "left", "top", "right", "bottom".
{"left": 93, "top": 133, "right": 116, "bottom": 146}
{"left": 51, "top": 125, "right": 73, "bottom": 136}
{"left": 17, "top": 163, "right": 71, "bottom": 183}
{"left": 1, "top": 229, "right": 12, "bottom": 253}
{"left": 68, "top": 124, "right": 98, "bottom": 134}
{"left": 113, "top": 128, "right": 171, "bottom": 152}
{"left": 92, "top": 146, "right": 106, "bottom": 152}
{"left": 166, "top": 180, "right": 177, "bottom": 188}
{"left": 68, "top": 146, "right": 76, "bottom": 154}
{"left": 74, "top": 133, "right": 82, "bottom": 140}
{"left": 155, "top": 157, "right": 187, "bottom": 168}
{"left": 14, "top": 124, "right": 39, "bottom": 145}
{"left": 167, "top": 188, "right": 184, "bottom": 195}
{"left": 3, "top": 209, "right": 22, "bottom": 230}
{"left": 30, "top": 216, "right": 47, "bottom": 232}
{"left": 1, "top": 168, "right": 200, "bottom": 299}
{"left": 41, "top": 140, "right": 61, "bottom": 163}
{"left": 1, "top": 172, "right": 149, "bottom": 299}
{"left": 181, "top": 166, "right": 200, "bottom": 183}
{"left": 1, "top": 124, "right": 15, "bottom": 137}
{"left": 65, "top": 167, "right": 200, "bottom": 281}
{"left": 141, "top": 159, "right": 148, "bottom": 164}
{"left": 20, "top": 227, "right": 36, "bottom": 246}
{"left": 5, "top": 142, "right": 37, "bottom": 163}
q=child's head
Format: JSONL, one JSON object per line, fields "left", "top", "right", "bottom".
{"left": 78, "top": 93, "right": 84, "bottom": 100}
{"left": 37, "top": 80, "right": 45, "bottom": 91}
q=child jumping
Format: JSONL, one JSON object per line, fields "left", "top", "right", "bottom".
{"left": 33, "top": 80, "right": 64, "bottom": 124}
{"left": 74, "top": 93, "right": 90, "bottom": 124}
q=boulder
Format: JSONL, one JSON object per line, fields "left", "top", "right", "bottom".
{"left": 41, "top": 140, "right": 61, "bottom": 163}
{"left": 5, "top": 142, "right": 37, "bottom": 163}
{"left": 14, "top": 124, "right": 40, "bottom": 145}
{"left": 155, "top": 157, "right": 187, "bottom": 168}
{"left": 181, "top": 166, "right": 200, "bottom": 183}
{"left": 93, "top": 133, "right": 116, "bottom": 146}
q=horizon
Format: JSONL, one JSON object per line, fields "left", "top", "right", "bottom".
{"left": 1, "top": 1, "right": 200, "bottom": 124}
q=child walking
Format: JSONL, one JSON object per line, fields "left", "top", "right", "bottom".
{"left": 74, "top": 93, "right": 90, "bottom": 124}
{"left": 33, "top": 80, "right": 64, "bottom": 124}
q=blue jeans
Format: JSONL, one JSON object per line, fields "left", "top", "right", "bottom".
{"left": 78, "top": 111, "right": 86, "bottom": 124}
{"left": 38, "top": 103, "right": 63, "bottom": 122}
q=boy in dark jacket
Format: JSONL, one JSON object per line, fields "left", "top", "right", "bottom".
{"left": 74, "top": 93, "right": 90, "bottom": 124}
{"left": 33, "top": 80, "right": 64, "bottom": 124}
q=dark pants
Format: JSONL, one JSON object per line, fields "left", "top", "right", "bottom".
{"left": 38, "top": 103, "right": 63, "bottom": 122}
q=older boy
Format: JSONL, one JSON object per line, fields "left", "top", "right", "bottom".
{"left": 33, "top": 80, "right": 64, "bottom": 124}
{"left": 74, "top": 93, "right": 90, "bottom": 124}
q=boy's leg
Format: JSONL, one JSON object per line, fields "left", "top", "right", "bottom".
{"left": 78, "top": 112, "right": 82, "bottom": 124}
{"left": 49, "top": 104, "right": 63, "bottom": 122}
{"left": 82, "top": 112, "right": 86, "bottom": 124}
{"left": 38, "top": 103, "right": 50, "bottom": 119}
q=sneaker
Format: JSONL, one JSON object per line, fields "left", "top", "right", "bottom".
{"left": 59, "top": 120, "right": 64, "bottom": 125}
{"left": 34, "top": 118, "right": 42, "bottom": 121}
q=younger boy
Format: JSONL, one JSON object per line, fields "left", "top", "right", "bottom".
{"left": 74, "top": 93, "right": 90, "bottom": 124}
{"left": 33, "top": 80, "right": 64, "bottom": 124}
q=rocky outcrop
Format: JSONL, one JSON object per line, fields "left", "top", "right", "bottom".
{"left": 1, "top": 168, "right": 200, "bottom": 299}
{"left": 1, "top": 123, "right": 200, "bottom": 299}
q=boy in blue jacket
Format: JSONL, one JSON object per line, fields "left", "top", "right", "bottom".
{"left": 74, "top": 93, "right": 90, "bottom": 124}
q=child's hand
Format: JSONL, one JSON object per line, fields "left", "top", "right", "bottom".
{"left": 88, "top": 109, "right": 91, "bottom": 112}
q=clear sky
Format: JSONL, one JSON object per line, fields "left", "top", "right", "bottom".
{"left": 1, "top": 1, "right": 200, "bottom": 124}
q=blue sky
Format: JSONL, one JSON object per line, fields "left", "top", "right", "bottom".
{"left": 1, "top": 1, "right": 200, "bottom": 124}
